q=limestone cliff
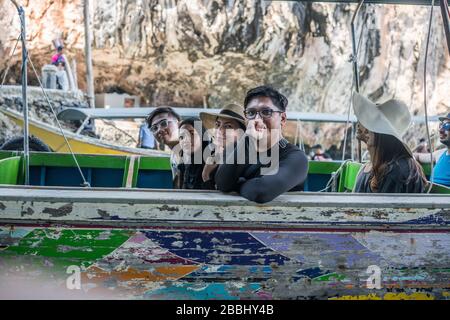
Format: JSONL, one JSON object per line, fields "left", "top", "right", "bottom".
{"left": 0, "top": 0, "right": 449, "bottom": 149}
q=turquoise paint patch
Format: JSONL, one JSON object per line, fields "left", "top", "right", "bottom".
{"left": 144, "top": 282, "right": 261, "bottom": 300}
{"left": 0, "top": 228, "right": 33, "bottom": 239}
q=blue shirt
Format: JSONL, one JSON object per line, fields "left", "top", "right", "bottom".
{"left": 139, "top": 125, "right": 156, "bottom": 149}
{"left": 432, "top": 151, "right": 450, "bottom": 187}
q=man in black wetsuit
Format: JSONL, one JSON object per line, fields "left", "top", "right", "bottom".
{"left": 215, "top": 85, "right": 309, "bottom": 203}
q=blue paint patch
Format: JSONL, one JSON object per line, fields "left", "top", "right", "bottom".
{"left": 251, "top": 232, "right": 382, "bottom": 268}
{"left": 144, "top": 231, "right": 291, "bottom": 266}
{"left": 183, "top": 265, "right": 274, "bottom": 282}
{"left": 401, "top": 214, "right": 448, "bottom": 225}
{"left": 294, "top": 267, "right": 330, "bottom": 280}
{"left": 0, "top": 228, "right": 33, "bottom": 247}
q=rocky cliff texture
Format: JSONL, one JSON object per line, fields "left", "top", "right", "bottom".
{"left": 0, "top": 0, "right": 449, "bottom": 149}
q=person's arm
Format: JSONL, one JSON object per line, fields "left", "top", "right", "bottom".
{"left": 215, "top": 136, "right": 251, "bottom": 192}
{"left": 239, "top": 150, "right": 308, "bottom": 203}
{"left": 137, "top": 127, "right": 143, "bottom": 147}
{"left": 414, "top": 149, "right": 445, "bottom": 163}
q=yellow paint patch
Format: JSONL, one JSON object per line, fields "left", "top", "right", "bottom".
{"left": 330, "top": 292, "right": 435, "bottom": 300}
{"left": 383, "top": 292, "right": 434, "bottom": 300}
{"left": 330, "top": 293, "right": 381, "bottom": 300}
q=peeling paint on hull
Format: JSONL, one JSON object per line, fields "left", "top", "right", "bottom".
{"left": 0, "top": 186, "right": 449, "bottom": 299}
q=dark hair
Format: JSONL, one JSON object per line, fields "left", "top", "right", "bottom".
{"left": 178, "top": 117, "right": 211, "bottom": 157}
{"left": 57, "top": 46, "right": 63, "bottom": 51}
{"left": 146, "top": 107, "right": 181, "bottom": 127}
{"left": 312, "top": 144, "right": 322, "bottom": 149}
{"left": 244, "top": 85, "right": 288, "bottom": 111}
{"left": 370, "top": 133, "right": 426, "bottom": 191}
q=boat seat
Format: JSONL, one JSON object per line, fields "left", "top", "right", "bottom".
{"left": 0, "top": 156, "right": 21, "bottom": 185}
{"left": 338, "top": 162, "right": 362, "bottom": 192}
{"left": 430, "top": 182, "right": 450, "bottom": 194}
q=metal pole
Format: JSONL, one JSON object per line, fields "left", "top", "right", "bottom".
{"left": 351, "top": 0, "right": 365, "bottom": 163}
{"left": 84, "top": 0, "right": 95, "bottom": 108}
{"left": 10, "top": 0, "right": 29, "bottom": 184}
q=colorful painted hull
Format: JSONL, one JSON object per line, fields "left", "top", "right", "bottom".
{"left": 0, "top": 186, "right": 449, "bottom": 300}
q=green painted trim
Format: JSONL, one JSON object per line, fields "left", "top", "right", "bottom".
{"left": 132, "top": 157, "right": 141, "bottom": 188}
{"left": 29, "top": 153, "right": 127, "bottom": 169}
{"left": 0, "top": 151, "right": 20, "bottom": 160}
{"left": 430, "top": 183, "right": 450, "bottom": 194}
{"left": 0, "top": 156, "right": 21, "bottom": 185}
{"left": 422, "top": 164, "right": 431, "bottom": 176}
{"left": 122, "top": 156, "right": 131, "bottom": 187}
{"left": 307, "top": 161, "right": 342, "bottom": 175}
{"left": 138, "top": 156, "right": 171, "bottom": 170}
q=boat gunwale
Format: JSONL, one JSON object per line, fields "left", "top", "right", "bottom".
{"left": 1, "top": 184, "right": 450, "bottom": 208}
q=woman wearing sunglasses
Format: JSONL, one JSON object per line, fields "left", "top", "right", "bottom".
{"left": 353, "top": 93, "right": 427, "bottom": 193}
{"left": 414, "top": 113, "right": 450, "bottom": 187}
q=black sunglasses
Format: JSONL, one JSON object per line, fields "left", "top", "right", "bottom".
{"left": 440, "top": 122, "right": 450, "bottom": 131}
{"left": 244, "top": 108, "right": 283, "bottom": 120}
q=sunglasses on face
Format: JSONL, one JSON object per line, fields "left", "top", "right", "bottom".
{"left": 150, "top": 119, "right": 174, "bottom": 133}
{"left": 439, "top": 122, "right": 450, "bottom": 131}
{"left": 244, "top": 108, "right": 283, "bottom": 120}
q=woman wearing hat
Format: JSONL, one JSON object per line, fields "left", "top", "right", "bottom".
{"left": 199, "top": 104, "right": 247, "bottom": 188}
{"left": 352, "top": 93, "right": 427, "bottom": 193}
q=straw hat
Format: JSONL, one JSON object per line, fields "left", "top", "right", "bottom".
{"left": 352, "top": 92, "right": 412, "bottom": 142}
{"left": 199, "top": 103, "right": 246, "bottom": 131}
{"left": 352, "top": 92, "right": 415, "bottom": 158}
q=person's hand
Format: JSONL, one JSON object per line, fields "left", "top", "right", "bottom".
{"left": 245, "top": 119, "right": 267, "bottom": 141}
{"left": 202, "top": 162, "right": 218, "bottom": 182}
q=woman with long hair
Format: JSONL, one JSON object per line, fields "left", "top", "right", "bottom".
{"left": 353, "top": 93, "right": 427, "bottom": 193}
{"left": 177, "top": 117, "right": 214, "bottom": 190}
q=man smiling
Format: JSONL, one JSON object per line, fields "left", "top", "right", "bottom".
{"left": 146, "top": 107, "right": 182, "bottom": 188}
{"left": 415, "top": 112, "right": 450, "bottom": 187}
{"left": 215, "top": 85, "right": 308, "bottom": 203}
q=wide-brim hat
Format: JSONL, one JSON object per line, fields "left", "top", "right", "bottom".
{"left": 353, "top": 92, "right": 413, "bottom": 155}
{"left": 438, "top": 112, "right": 450, "bottom": 122}
{"left": 199, "top": 103, "right": 246, "bottom": 131}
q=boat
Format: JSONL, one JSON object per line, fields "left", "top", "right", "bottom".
{"left": 1, "top": 0, "right": 449, "bottom": 300}
{"left": 0, "top": 150, "right": 449, "bottom": 299}
{"left": 0, "top": 107, "right": 168, "bottom": 156}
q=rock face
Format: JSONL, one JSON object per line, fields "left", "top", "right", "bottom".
{"left": 0, "top": 0, "right": 449, "bottom": 149}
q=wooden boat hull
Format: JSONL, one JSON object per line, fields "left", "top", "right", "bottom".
{"left": 0, "top": 186, "right": 449, "bottom": 300}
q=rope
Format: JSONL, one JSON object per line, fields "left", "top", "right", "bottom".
{"left": 342, "top": 8, "right": 367, "bottom": 161}
{"left": 0, "top": 34, "right": 21, "bottom": 90}
{"left": 28, "top": 55, "right": 90, "bottom": 187}
{"left": 318, "top": 160, "right": 352, "bottom": 192}
{"left": 424, "top": 0, "right": 435, "bottom": 193}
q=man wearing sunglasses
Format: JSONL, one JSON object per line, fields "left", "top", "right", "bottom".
{"left": 146, "top": 107, "right": 182, "bottom": 187}
{"left": 414, "top": 112, "right": 450, "bottom": 187}
{"left": 215, "top": 85, "right": 308, "bottom": 203}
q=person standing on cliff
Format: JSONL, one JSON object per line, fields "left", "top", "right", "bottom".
{"left": 51, "top": 46, "right": 65, "bottom": 66}
{"left": 146, "top": 107, "right": 182, "bottom": 188}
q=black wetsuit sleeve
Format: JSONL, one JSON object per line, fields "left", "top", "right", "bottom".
{"left": 215, "top": 137, "right": 251, "bottom": 192}
{"left": 238, "top": 149, "right": 308, "bottom": 203}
